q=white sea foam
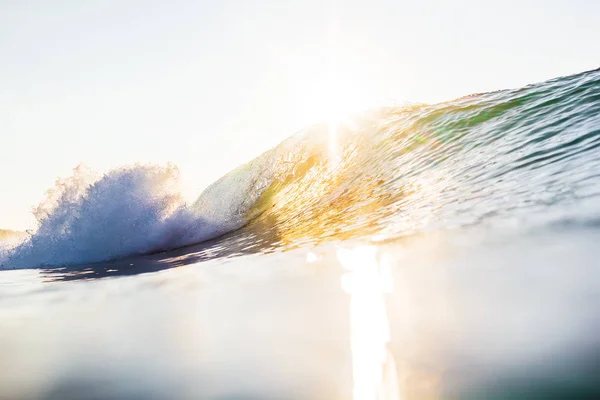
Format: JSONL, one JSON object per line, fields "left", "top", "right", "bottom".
{"left": 0, "top": 163, "right": 262, "bottom": 269}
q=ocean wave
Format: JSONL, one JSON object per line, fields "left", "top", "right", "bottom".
{"left": 2, "top": 68, "right": 599, "bottom": 269}
{"left": 1, "top": 163, "right": 255, "bottom": 268}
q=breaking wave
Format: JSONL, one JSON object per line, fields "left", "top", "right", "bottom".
{"left": 2, "top": 67, "right": 600, "bottom": 268}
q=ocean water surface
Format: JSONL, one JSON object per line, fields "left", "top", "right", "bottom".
{"left": 1, "top": 68, "right": 599, "bottom": 399}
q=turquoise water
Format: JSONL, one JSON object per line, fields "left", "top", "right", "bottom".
{"left": 1, "top": 68, "right": 599, "bottom": 399}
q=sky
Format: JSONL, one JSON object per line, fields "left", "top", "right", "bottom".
{"left": 1, "top": 0, "right": 599, "bottom": 230}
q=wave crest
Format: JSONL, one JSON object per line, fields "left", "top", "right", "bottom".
{"left": 2, "top": 164, "right": 235, "bottom": 268}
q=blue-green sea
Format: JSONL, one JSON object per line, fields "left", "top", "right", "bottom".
{"left": 1, "top": 68, "right": 599, "bottom": 399}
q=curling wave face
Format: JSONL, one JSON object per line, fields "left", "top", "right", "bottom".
{"left": 1, "top": 68, "right": 600, "bottom": 268}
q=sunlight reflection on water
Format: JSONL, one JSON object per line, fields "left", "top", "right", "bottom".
{"left": 338, "top": 246, "right": 399, "bottom": 400}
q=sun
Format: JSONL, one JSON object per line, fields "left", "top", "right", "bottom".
{"left": 289, "top": 63, "right": 376, "bottom": 163}
{"left": 306, "top": 69, "right": 372, "bottom": 126}
{"left": 320, "top": 70, "right": 374, "bottom": 163}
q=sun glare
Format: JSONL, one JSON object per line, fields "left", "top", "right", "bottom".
{"left": 279, "top": 40, "right": 383, "bottom": 162}
{"left": 311, "top": 67, "right": 374, "bottom": 165}
{"left": 322, "top": 72, "right": 361, "bottom": 163}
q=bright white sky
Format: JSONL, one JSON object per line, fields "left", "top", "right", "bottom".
{"left": 1, "top": 0, "right": 599, "bottom": 230}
